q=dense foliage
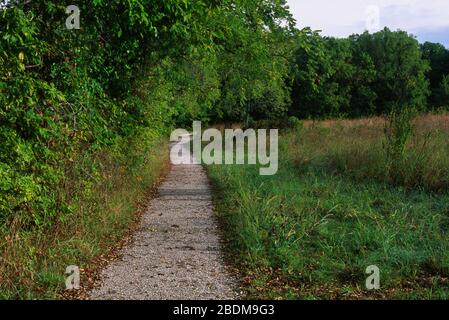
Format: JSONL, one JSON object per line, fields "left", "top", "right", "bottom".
{"left": 421, "top": 42, "right": 449, "bottom": 109}
{"left": 0, "top": 0, "right": 294, "bottom": 226}
{"left": 290, "top": 28, "right": 444, "bottom": 119}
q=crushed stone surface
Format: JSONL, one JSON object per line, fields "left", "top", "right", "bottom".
{"left": 90, "top": 140, "right": 237, "bottom": 300}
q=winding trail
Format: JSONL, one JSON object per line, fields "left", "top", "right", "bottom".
{"left": 90, "top": 139, "right": 236, "bottom": 300}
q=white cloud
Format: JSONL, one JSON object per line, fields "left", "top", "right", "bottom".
{"left": 287, "top": 0, "right": 449, "bottom": 37}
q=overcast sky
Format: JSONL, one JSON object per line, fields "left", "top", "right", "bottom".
{"left": 287, "top": 0, "right": 449, "bottom": 47}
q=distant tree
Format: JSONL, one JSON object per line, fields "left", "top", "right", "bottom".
{"left": 290, "top": 30, "right": 334, "bottom": 118}
{"left": 421, "top": 42, "right": 449, "bottom": 108}
{"left": 435, "top": 75, "right": 449, "bottom": 109}
{"left": 347, "top": 36, "right": 377, "bottom": 117}
{"left": 290, "top": 32, "right": 377, "bottom": 119}
{"left": 353, "top": 28, "right": 430, "bottom": 114}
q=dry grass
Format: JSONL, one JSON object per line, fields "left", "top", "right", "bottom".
{"left": 303, "top": 116, "right": 385, "bottom": 129}
{"left": 291, "top": 113, "right": 449, "bottom": 192}
{"left": 303, "top": 113, "right": 449, "bottom": 132}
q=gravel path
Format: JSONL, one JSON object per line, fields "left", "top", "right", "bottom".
{"left": 90, "top": 139, "right": 236, "bottom": 300}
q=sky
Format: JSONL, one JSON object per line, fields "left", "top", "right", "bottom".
{"left": 286, "top": 0, "right": 449, "bottom": 47}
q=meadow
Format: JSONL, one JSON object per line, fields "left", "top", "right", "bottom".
{"left": 207, "top": 113, "right": 449, "bottom": 299}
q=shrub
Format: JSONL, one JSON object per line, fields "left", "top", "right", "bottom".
{"left": 384, "top": 108, "right": 416, "bottom": 181}
{"left": 288, "top": 116, "right": 303, "bottom": 130}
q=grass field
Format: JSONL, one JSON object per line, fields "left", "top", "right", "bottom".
{"left": 207, "top": 114, "right": 449, "bottom": 299}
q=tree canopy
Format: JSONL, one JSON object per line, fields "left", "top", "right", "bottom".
{"left": 290, "top": 28, "right": 434, "bottom": 119}
{"left": 1, "top": 1, "right": 448, "bottom": 224}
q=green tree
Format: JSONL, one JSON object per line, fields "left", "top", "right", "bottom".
{"left": 435, "top": 75, "right": 449, "bottom": 108}
{"left": 353, "top": 28, "right": 430, "bottom": 114}
{"left": 290, "top": 33, "right": 377, "bottom": 119}
{"left": 290, "top": 30, "right": 334, "bottom": 118}
{"left": 210, "top": 0, "right": 295, "bottom": 123}
{"left": 347, "top": 36, "right": 377, "bottom": 116}
{"left": 421, "top": 42, "right": 449, "bottom": 108}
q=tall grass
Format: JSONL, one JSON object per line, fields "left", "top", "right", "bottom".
{"left": 208, "top": 113, "right": 449, "bottom": 299}
{"left": 295, "top": 113, "right": 449, "bottom": 192}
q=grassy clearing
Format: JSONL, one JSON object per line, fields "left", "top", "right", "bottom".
{"left": 0, "top": 132, "right": 168, "bottom": 299}
{"left": 207, "top": 114, "right": 449, "bottom": 299}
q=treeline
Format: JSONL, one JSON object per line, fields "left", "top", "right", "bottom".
{"left": 289, "top": 28, "right": 449, "bottom": 119}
